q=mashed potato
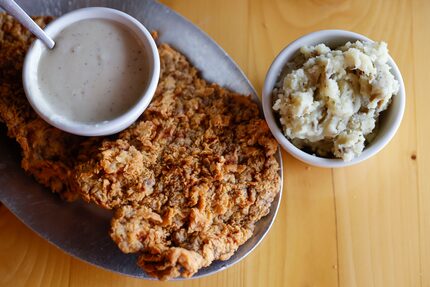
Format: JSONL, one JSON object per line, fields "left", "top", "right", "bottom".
{"left": 272, "top": 41, "right": 399, "bottom": 161}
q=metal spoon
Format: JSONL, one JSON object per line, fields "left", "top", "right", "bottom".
{"left": 0, "top": 0, "right": 55, "bottom": 49}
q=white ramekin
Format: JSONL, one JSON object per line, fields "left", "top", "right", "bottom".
{"left": 23, "top": 7, "right": 160, "bottom": 136}
{"left": 262, "top": 30, "right": 406, "bottom": 168}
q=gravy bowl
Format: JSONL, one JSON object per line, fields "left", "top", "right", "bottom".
{"left": 23, "top": 7, "right": 160, "bottom": 136}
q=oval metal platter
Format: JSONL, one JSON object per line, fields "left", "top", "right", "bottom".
{"left": 0, "top": 0, "right": 283, "bottom": 279}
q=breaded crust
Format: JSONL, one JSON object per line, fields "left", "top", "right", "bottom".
{"left": 76, "top": 44, "right": 280, "bottom": 279}
{"left": 0, "top": 14, "right": 280, "bottom": 280}
{"left": 0, "top": 14, "right": 93, "bottom": 201}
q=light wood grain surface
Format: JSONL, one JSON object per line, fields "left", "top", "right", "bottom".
{"left": 0, "top": 0, "right": 427, "bottom": 286}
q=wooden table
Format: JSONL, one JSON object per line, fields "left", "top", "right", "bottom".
{"left": 0, "top": 0, "right": 428, "bottom": 286}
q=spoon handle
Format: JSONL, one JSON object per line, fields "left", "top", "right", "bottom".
{"left": 0, "top": 0, "right": 55, "bottom": 49}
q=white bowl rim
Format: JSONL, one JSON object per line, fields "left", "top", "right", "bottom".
{"left": 262, "top": 29, "right": 406, "bottom": 168}
{"left": 23, "top": 7, "right": 160, "bottom": 136}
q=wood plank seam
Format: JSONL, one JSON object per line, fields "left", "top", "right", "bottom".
{"left": 331, "top": 169, "right": 341, "bottom": 287}
{"left": 411, "top": 1, "right": 423, "bottom": 286}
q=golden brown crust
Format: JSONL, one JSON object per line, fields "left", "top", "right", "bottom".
{"left": 0, "top": 14, "right": 280, "bottom": 280}
{"left": 0, "top": 14, "right": 94, "bottom": 201}
{"left": 76, "top": 44, "right": 280, "bottom": 279}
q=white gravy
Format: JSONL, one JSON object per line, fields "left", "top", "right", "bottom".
{"left": 37, "top": 19, "right": 148, "bottom": 123}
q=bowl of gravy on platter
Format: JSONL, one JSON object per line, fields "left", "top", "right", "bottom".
{"left": 23, "top": 7, "right": 160, "bottom": 136}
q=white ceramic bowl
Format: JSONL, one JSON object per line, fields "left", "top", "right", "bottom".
{"left": 23, "top": 7, "right": 160, "bottom": 136}
{"left": 262, "top": 30, "right": 406, "bottom": 168}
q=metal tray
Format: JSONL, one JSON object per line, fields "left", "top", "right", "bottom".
{"left": 0, "top": 0, "right": 283, "bottom": 279}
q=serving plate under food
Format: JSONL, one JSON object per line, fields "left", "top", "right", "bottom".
{"left": 0, "top": 0, "right": 283, "bottom": 279}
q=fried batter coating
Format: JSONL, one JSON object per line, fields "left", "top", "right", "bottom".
{"left": 0, "top": 14, "right": 280, "bottom": 280}
{"left": 0, "top": 14, "right": 94, "bottom": 201}
{"left": 76, "top": 45, "right": 280, "bottom": 279}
